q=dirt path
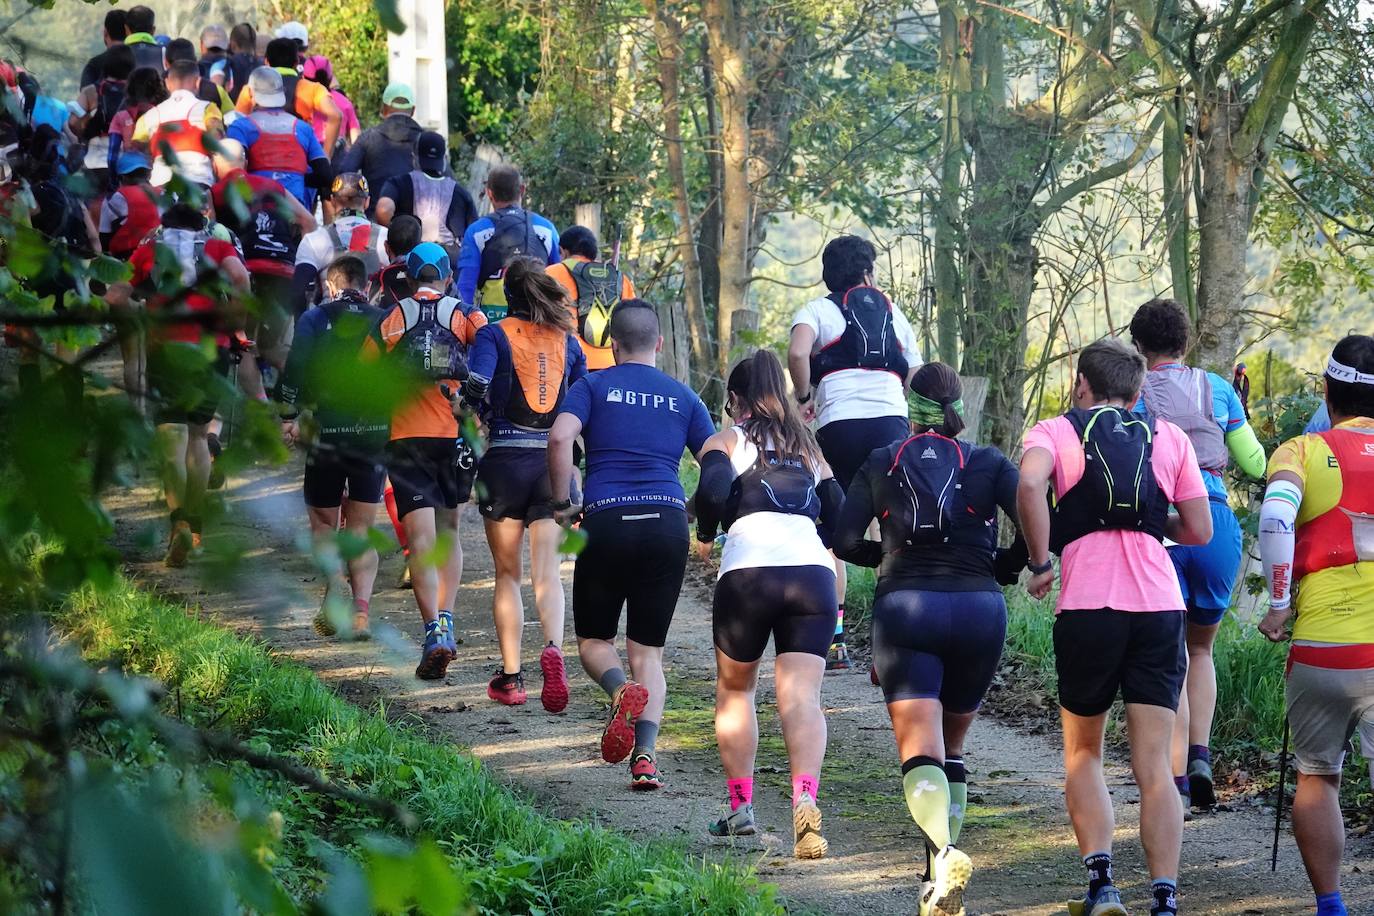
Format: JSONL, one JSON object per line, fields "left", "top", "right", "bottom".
{"left": 107, "top": 456, "right": 1372, "bottom": 915}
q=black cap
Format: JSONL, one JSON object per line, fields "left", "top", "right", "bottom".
{"left": 417, "top": 131, "right": 446, "bottom": 173}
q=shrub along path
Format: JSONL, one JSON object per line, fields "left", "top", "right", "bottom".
{"left": 107, "top": 457, "right": 1372, "bottom": 915}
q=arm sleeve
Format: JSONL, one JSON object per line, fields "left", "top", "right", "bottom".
{"left": 1225, "top": 422, "right": 1267, "bottom": 479}
{"left": 1259, "top": 478, "right": 1303, "bottom": 610}
{"left": 455, "top": 224, "right": 481, "bottom": 305}
{"left": 277, "top": 312, "right": 317, "bottom": 416}
{"left": 686, "top": 395, "right": 716, "bottom": 455}
{"left": 694, "top": 450, "right": 735, "bottom": 542}
{"left": 831, "top": 457, "right": 884, "bottom": 568}
{"left": 461, "top": 326, "right": 498, "bottom": 405}
{"left": 817, "top": 477, "right": 845, "bottom": 538}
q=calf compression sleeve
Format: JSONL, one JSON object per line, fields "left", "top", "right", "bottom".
{"left": 902, "top": 756, "right": 952, "bottom": 853}
{"left": 1226, "top": 423, "right": 1267, "bottom": 479}
{"left": 1259, "top": 479, "right": 1302, "bottom": 609}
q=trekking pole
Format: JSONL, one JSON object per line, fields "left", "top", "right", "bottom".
{"left": 1271, "top": 716, "right": 1290, "bottom": 872}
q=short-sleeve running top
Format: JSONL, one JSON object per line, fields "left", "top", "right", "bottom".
{"left": 790, "top": 293, "right": 921, "bottom": 428}
{"left": 1022, "top": 414, "right": 1206, "bottom": 613}
{"left": 561, "top": 362, "right": 714, "bottom": 515}
{"left": 1267, "top": 416, "right": 1374, "bottom": 644}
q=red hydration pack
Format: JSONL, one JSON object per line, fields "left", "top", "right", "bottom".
{"left": 245, "top": 110, "right": 307, "bottom": 175}
{"left": 108, "top": 185, "right": 161, "bottom": 256}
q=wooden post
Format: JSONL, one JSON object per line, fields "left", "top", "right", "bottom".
{"left": 655, "top": 300, "right": 690, "bottom": 383}
{"left": 574, "top": 203, "right": 603, "bottom": 240}
{"left": 958, "top": 375, "right": 989, "bottom": 442}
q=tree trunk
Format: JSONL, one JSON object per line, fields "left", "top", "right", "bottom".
{"left": 704, "top": 0, "right": 753, "bottom": 382}
{"left": 647, "top": 0, "right": 712, "bottom": 389}
{"left": 1193, "top": 89, "right": 1254, "bottom": 374}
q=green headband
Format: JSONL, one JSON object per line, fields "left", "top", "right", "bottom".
{"left": 911, "top": 391, "right": 962, "bottom": 428}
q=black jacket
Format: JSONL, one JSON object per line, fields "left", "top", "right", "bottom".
{"left": 335, "top": 114, "right": 421, "bottom": 215}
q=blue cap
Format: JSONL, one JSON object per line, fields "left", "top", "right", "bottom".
{"left": 406, "top": 242, "right": 451, "bottom": 283}
{"left": 116, "top": 150, "right": 152, "bottom": 174}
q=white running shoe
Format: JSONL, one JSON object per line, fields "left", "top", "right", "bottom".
{"left": 920, "top": 845, "right": 972, "bottom": 916}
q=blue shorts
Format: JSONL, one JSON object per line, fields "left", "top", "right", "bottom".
{"left": 1168, "top": 498, "right": 1242, "bottom": 626}
{"left": 871, "top": 588, "right": 1007, "bottom": 711}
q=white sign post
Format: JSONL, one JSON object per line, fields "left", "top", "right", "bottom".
{"left": 386, "top": 0, "right": 448, "bottom": 137}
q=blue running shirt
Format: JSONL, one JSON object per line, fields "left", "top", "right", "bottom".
{"left": 560, "top": 362, "right": 715, "bottom": 515}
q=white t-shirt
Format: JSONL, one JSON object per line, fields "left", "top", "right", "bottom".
{"left": 295, "top": 214, "right": 390, "bottom": 271}
{"left": 791, "top": 293, "right": 921, "bottom": 428}
{"left": 718, "top": 427, "right": 834, "bottom": 576}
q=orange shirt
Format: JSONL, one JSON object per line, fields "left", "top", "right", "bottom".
{"left": 362, "top": 292, "right": 487, "bottom": 440}
{"left": 235, "top": 70, "right": 332, "bottom": 123}
{"left": 546, "top": 257, "right": 636, "bottom": 371}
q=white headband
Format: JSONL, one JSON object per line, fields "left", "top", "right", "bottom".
{"left": 1327, "top": 356, "right": 1374, "bottom": 386}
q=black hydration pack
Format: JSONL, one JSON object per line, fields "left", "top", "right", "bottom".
{"left": 881, "top": 432, "right": 991, "bottom": 549}
{"left": 478, "top": 208, "right": 545, "bottom": 284}
{"left": 724, "top": 448, "right": 819, "bottom": 530}
{"left": 394, "top": 295, "right": 470, "bottom": 381}
{"left": 1049, "top": 406, "right": 1169, "bottom": 554}
{"left": 568, "top": 259, "right": 621, "bottom": 348}
{"left": 809, "top": 285, "right": 909, "bottom": 383}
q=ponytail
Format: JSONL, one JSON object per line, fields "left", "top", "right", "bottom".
{"left": 909, "top": 362, "right": 965, "bottom": 438}
{"left": 503, "top": 256, "right": 575, "bottom": 332}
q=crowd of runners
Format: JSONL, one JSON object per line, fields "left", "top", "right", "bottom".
{"left": 1, "top": 11, "right": 1372, "bottom": 916}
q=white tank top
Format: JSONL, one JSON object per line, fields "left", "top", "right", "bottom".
{"left": 718, "top": 426, "right": 834, "bottom": 577}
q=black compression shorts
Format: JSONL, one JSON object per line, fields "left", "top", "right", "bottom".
{"left": 573, "top": 506, "right": 689, "bottom": 648}
{"left": 148, "top": 343, "right": 230, "bottom": 427}
{"left": 476, "top": 447, "right": 575, "bottom": 526}
{"left": 872, "top": 588, "right": 1007, "bottom": 710}
{"left": 303, "top": 443, "right": 387, "bottom": 508}
{"left": 713, "top": 565, "right": 838, "bottom": 663}
{"left": 815, "top": 415, "right": 911, "bottom": 491}
{"left": 385, "top": 437, "right": 476, "bottom": 518}
{"left": 1053, "top": 608, "right": 1186, "bottom": 716}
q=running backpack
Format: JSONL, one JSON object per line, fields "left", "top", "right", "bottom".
{"left": 881, "top": 432, "right": 983, "bottom": 548}
{"left": 475, "top": 207, "right": 547, "bottom": 319}
{"left": 327, "top": 221, "right": 384, "bottom": 278}
{"left": 236, "top": 189, "right": 300, "bottom": 265}
{"left": 568, "top": 260, "right": 621, "bottom": 348}
{"left": 1140, "top": 367, "right": 1228, "bottom": 473}
{"left": 393, "top": 295, "right": 470, "bottom": 381}
{"left": 725, "top": 449, "right": 820, "bottom": 530}
{"left": 809, "top": 285, "right": 909, "bottom": 383}
{"left": 491, "top": 317, "right": 571, "bottom": 429}
{"left": 1049, "top": 406, "right": 1169, "bottom": 554}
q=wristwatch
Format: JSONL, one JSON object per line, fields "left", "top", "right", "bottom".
{"left": 797, "top": 389, "right": 813, "bottom": 405}
{"left": 1028, "top": 558, "right": 1053, "bottom": 575}
{"left": 549, "top": 498, "right": 574, "bottom": 512}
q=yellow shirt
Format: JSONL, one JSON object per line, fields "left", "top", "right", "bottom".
{"left": 1268, "top": 416, "right": 1374, "bottom": 643}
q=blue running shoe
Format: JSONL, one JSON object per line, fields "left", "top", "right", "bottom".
{"left": 415, "top": 629, "right": 452, "bottom": 680}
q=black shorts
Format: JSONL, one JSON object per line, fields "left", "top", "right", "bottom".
{"left": 249, "top": 272, "right": 294, "bottom": 355}
{"left": 872, "top": 588, "right": 1006, "bottom": 711}
{"left": 477, "top": 447, "right": 578, "bottom": 525}
{"left": 1054, "top": 609, "right": 1186, "bottom": 716}
{"left": 573, "top": 507, "right": 689, "bottom": 648}
{"left": 815, "top": 415, "right": 911, "bottom": 490}
{"left": 385, "top": 437, "right": 476, "bottom": 518}
{"left": 148, "top": 342, "right": 230, "bottom": 427}
{"left": 713, "top": 565, "right": 838, "bottom": 663}
{"left": 303, "top": 443, "right": 387, "bottom": 508}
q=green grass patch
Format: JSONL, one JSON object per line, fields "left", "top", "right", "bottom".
{"left": 52, "top": 579, "right": 781, "bottom": 914}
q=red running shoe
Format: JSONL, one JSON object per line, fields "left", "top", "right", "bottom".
{"left": 539, "top": 643, "right": 569, "bottom": 713}
{"left": 487, "top": 670, "right": 527, "bottom": 705}
{"left": 630, "top": 752, "right": 663, "bottom": 790}
{"left": 601, "top": 682, "right": 648, "bottom": 763}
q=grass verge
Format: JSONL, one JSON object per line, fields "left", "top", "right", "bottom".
{"left": 55, "top": 579, "right": 781, "bottom": 915}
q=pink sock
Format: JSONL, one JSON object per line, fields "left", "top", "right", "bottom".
{"left": 793, "top": 773, "right": 819, "bottom": 804}
{"left": 727, "top": 777, "right": 754, "bottom": 811}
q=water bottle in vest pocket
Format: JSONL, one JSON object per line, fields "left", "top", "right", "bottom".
{"left": 569, "top": 260, "right": 622, "bottom": 348}
{"left": 882, "top": 432, "right": 972, "bottom": 545}
{"left": 394, "top": 296, "right": 470, "bottom": 381}
{"left": 1049, "top": 406, "right": 1168, "bottom": 554}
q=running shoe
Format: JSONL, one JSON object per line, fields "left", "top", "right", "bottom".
{"left": 1188, "top": 756, "right": 1216, "bottom": 809}
{"left": 487, "top": 670, "right": 527, "bottom": 705}
{"left": 415, "top": 630, "right": 452, "bottom": 680}
{"left": 1178, "top": 784, "right": 1193, "bottom": 822}
{"left": 708, "top": 803, "right": 757, "bottom": 837}
{"left": 313, "top": 607, "right": 337, "bottom": 637}
{"left": 792, "top": 792, "right": 828, "bottom": 859}
{"left": 1067, "top": 885, "right": 1129, "bottom": 916}
{"left": 918, "top": 845, "right": 971, "bottom": 916}
{"left": 825, "top": 641, "right": 851, "bottom": 672}
{"left": 165, "top": 520, "right": 194, "bottom": 568}
{"left": 190, "top": 532, "right": 204, "bottom": 557}
{"left": 539, "top": 643, "right": 570, "bottom": 714}
{"left": 601, "top": 682, "right": 649, "bottom": 763}
{"left": 397, "top": 558, "right": 411, "bottom": 589}
{"left": 352, "top": 610, "right": 371, "bottom": 641}
{"left": 630, "top": 752, "right": 663, "bottom": 790}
